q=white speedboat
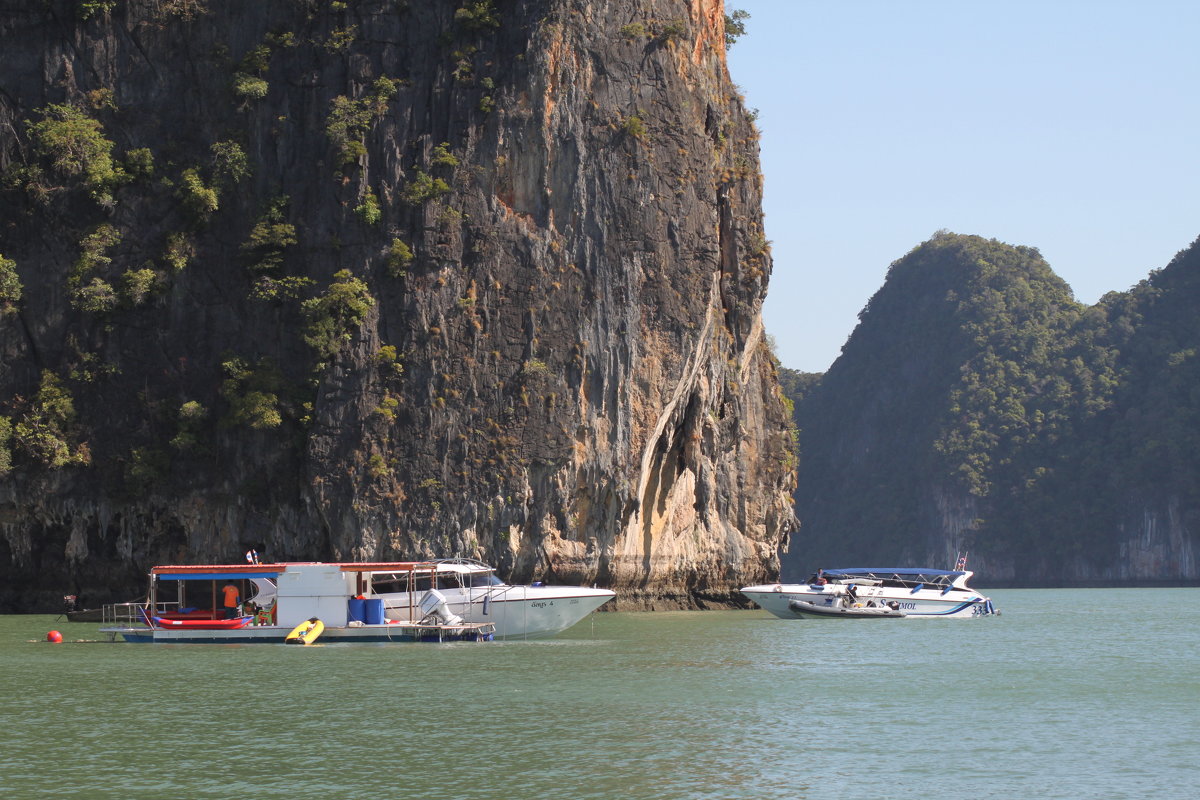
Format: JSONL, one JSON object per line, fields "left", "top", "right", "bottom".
{"left": 370, "top": 559, "right": 616, "bottom": 639}
{"left": 742, "top": 567, "right": 997, "bottom": 619}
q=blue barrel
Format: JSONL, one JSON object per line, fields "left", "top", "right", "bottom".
{"left": 348, "top": 597, "right": 366, "bottom": 623}
{"left": 364, "top": 598, "right": 385, "bottom": 625}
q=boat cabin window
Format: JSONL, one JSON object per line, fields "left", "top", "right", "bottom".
{"left": 372, "top": 574, "right": 468, "bottom": 592}
{"left": 412, "top": 575, "right": 466, "bottom": 591}
{"left": 372, "top": 570, "right": 499, "bottom": 592}
{"left": 373, "top": 578, "right": 404, "bottom": 594}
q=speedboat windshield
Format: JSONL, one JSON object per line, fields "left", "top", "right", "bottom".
{"left": 820, "top": 568, "right": 969, "bottom": 588}
{"left": 370, "top": 559, "right": 504, "bottom": 593}
{"left": 432, "top": 558, "right": 504, "bottom": 587}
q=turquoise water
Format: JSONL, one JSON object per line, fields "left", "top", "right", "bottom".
{"left": 2, "top": 589, "right": 1197, "bottom": 799}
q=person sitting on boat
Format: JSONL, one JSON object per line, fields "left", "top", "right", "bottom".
{"left": 844, "top": 583, "right": 858, "bottom": 601}
{"left": 813, "top": 569, "right": 827, "bottom": 586}
{"left": 221, "top": 583, "right": 240, "bottom": 619}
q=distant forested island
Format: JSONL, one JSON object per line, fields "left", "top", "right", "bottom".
{"left": 780, "top": 231, "right": 1200, "bottom": 586}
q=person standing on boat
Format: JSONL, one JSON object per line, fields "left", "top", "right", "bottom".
{"left": 221, "top": 582, "right": 240, "bottom": 619}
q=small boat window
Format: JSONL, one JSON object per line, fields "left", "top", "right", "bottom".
{"left": 468, "top": 574, "right": 503, "bottom": 588}
{"left": 437, "top": 575, "right": 464, "bottom": 590}
{"left": 374, "top": 575, "right": 436, "bottom": 593}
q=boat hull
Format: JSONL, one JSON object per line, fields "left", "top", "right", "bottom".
{"left": 381, "top": 585, "right": 615, "bottom": 638}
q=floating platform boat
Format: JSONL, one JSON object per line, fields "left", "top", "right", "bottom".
{"left": 100, "top": 562, "right": 497, "bottom": 644}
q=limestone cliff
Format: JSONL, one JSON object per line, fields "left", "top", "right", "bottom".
{"left": 0, "top": 0, "right": 795, "bottom": 611}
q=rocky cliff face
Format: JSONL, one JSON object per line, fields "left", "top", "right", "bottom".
{"left": 0, "top": 0, "right": 795, "bottom": 611}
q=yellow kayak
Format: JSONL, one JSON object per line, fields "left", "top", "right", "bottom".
{"left": 284, "top": 617, "right": 324, "bottom": 645}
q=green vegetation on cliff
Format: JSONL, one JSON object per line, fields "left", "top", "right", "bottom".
{"left": 26, "top": 103, "right": 125, "bottom": 205}
{"left": 0, "top": 254, "right": 21, "bottom": 313}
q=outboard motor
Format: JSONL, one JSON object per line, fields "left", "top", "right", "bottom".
{"left": 418, "top": 589, "right": 463, "bottom": 625}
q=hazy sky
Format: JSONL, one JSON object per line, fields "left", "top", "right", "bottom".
{"left": 726, "top": 0, "right": 1200, "bottom": 373}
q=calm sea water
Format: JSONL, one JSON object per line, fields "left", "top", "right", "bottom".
{"left": 2, "top": 588, "right": 1197, "bottom": 799}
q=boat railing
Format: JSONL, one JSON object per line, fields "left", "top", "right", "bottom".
{"left": 830, "top": 575, "right": 957, "bottom": 590}
{"left": 465, "top": 585, "right": 518, "bottom": 608}
{"left": 101, "top": 601, "right": 179, "bottom": 625}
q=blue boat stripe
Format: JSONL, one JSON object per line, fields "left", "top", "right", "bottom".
{"left": 910, "top": 600, "right": 977, "bottom": 616}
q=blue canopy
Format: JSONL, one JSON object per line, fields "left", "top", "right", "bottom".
{"left": 157, "top": 571, "right": 282, "bottom": 581}
{"left": 824, "top": 568, "right": 964, "bottom": 577}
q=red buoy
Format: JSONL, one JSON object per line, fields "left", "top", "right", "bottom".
{"left": 47, "top": 630, "right": 63, "bottom": 643}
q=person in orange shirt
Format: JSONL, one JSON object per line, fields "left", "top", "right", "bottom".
{"left": 222, "top": 582, "right": 240, "bottom": 619}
